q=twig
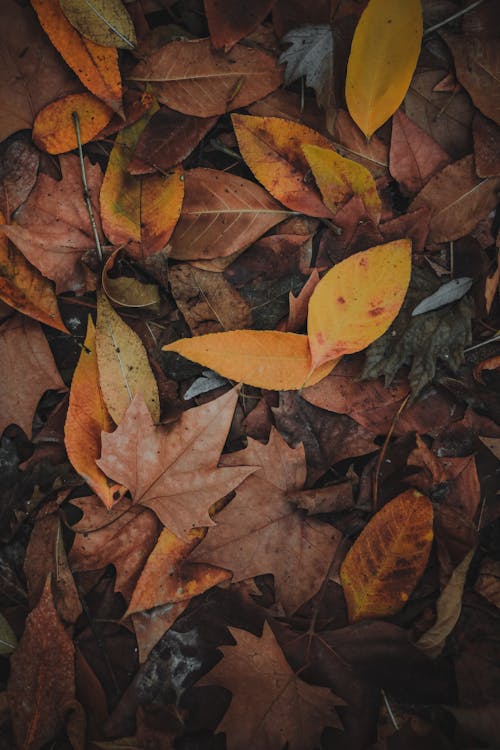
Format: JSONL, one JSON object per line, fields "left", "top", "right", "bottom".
{"left": 72, "top": 111, "right": 103, "bottom": 264}
{"left": 382, "top": 689, "right": 400, "bottom": 730}
{"left": 423, "top": 0, "right": 487, "bottom": 36}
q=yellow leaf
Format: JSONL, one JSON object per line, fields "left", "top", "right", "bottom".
{"left": 340, "top": 489, "right": 433, "bottom": 622}
{"left": 163, "top": 330, "right": 337, "bottom": 391}
{"left": 345, "top": 0, "right": 423, "bottom": 138}
{"left": 96, "top": 291, "right": 160, "bottom": 423}
{"left": 307, "top": 240, "right": 411, "bottom": 371}
{"left": 302, "top": 143, "right": 381, "bottom": 222}
{"left": 33, "top": 92, "right": 113, "bottom": 154}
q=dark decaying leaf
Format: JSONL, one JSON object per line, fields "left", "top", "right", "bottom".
{"left": 279, "top": 25, "right": 334, "bottom": 117}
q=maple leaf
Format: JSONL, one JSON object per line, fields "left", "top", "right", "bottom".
{"left": 198, "top": 622, "right": 341, "bottom": 749}
{"left": 190, "top": 428, "right": 341, "bottom": 614}
{"left": 97, "top": 388, "right": 255, "bottom": 539}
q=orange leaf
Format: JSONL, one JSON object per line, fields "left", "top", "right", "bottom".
{"left": 65, "top": 316, "right": 125, "bottom": 509}
{"left": 31, "top": 0, "right": 123, "bottom": 113}
{"left": 0, "top": 211, "right": 68, "bottom": 332}
{"left": 307, "top": 240, "right": 411, "bottom": 371}
{"left": 231, "top": 113, "right": 336, "bottom": 217}
{"left": 302, "top": 143, "right": 382, "bottom": 222}
{"left": 33, "top": 92, "right": 113, "bottom": 154}
{"left": 340, "top": 489, "right": 433, "bottom": 622}
{"left": 163, "top": 330, "right": 337, "bottom": 390}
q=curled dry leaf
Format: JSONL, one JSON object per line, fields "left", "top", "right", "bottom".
{"left": 33, "top": 92, "right": 113, "bottom": 154}
{"left": 59, "top": 0, "right": 137, "bottom": 49}
{"left": 102, "top": 249, "right": 160, "bottom": 309}
{"left": 345, "top": 0, "right": 423, "bottom": 137}
{"left": 340, "top": 489, "right": 434, "bottom": 622}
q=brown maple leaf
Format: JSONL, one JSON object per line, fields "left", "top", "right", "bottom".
{"left": 198, "top": 622, "right": 341, "bottom": 750}
{"left": 190, "top": 428, "right": 341, "bottom": 614}
{"left": 97, "top": 387, "right": 255, "bottom": 540}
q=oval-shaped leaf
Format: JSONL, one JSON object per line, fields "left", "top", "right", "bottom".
{"left": 232, "top": 113, "right": 334, "bottom": 217}
{"left": 33, "top": 92, "right": 113, "bottom": 154}
{"left": 345, "top": 0, "right": 423, "bottom": 137}
{"left": 307, "top": 240, "right": 412, "bottom": 370}
{"left": 59, "top": 0, "right": 137, "bottom": 49}
{"left": 340, "top": 489, "right": 433, "bottom": 622}
{"left": 163, "top": 330, "right": 337, "bottom": 390}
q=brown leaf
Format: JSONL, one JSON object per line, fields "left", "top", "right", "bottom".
{"left": 205, "top": 0, "right": 275, "bottom": 51}
{"left": 190, "top": 428, "right": 342, "bottom": 614}
{"left": 198, "top": 622, "right": 341, "bottom": 750}
{"left": 332, "top": 108, "right": 389, "bottom": 180}
{"left": 131, "top": 602, "right": 190, "bottom": 663}
{"left": 167, "top": 168, "right": 288, "bottom": 261}
{"left": 389, "top": 109, "right": 450, "bottom": 195}
{"left": 289, "top": 481, "right": 355, "bottom": 514}
{"left": 286, "top": 268, "right": 319, "bottom": 332}
{"left": 473, "top": 112, "right": 500, "bottom": 178}
{"left": 0, "top": 138, "right": 40, "bottom": 219}
{"left": 130, "top": 38, "right": 282, "bottom": 117}
{"left": 1, "top": 155, "right": 103, "bottom": 294}
{"left": 474, "top": 558, "right": 500, "bottom": 609}
{"left": 97, "top": 388, "right": 254, "bottom": 539}
{"left": 7, "top": 576, "right": 76, "bottom": 750}
{"left": 0, "top": 315, "right": 65, "bottom": 437}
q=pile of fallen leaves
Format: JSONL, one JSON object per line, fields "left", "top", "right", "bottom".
{"left": 0, "top": 0, "right": 499, "bottom": 748}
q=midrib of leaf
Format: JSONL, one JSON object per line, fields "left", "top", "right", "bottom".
{"left": 103, "top": 316, "right": 134, "bottom": 403}
{"left": 474, "top": 58, "right": 500, "bottom": 86}
{"left": 184, "top": 209, "right": 290, "bottom": 215}
{"left": 435, "top": 177, "right": 491, "bottom": 216}
{"left": 131, "top": 70, "right": 273, "bottom": 82}
{"left": 81, "top": 0, "right": 135, "bottom": 48}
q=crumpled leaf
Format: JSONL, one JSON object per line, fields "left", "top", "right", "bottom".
{"left": 362, "top": 266, "right": 474, "bottom": 397}
{"left": 346, "top": 0, "right": 423, "bottom": 137}
{"left": 198, "top": 622, "right": 342, "bottom": 750}
{"left": 412, "top": 277, "right": 473, "bottom": 317}
{"left": 59, "top": 0, "right": 137, "bottom": 49}
{"left": 97, "top": 388, "right": 255, "bottom": 539}
{"left": 33, "top": 92, "right": 113, "bottom": 154}
{"left": 279, "top": 25, "right": 334, "bottom": 120}
{"left": 340, "top": 489, "right": 434, "bottom": 622}
{"left": 205, "top": 0, "right": 275, "bottom": 51}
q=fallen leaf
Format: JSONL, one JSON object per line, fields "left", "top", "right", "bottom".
{"left": 96, "top": 292, "right": 160, "bottom": 424}
{"left": 410, "top": 155, "right": 500, "bottom": 243}
{"left": 191, "top": 428, "right": 342, "bottom": 613}
{"left": 1, "top": 154, "right": 103, "bottom": 294}
{"left": 0, "top": 138, "right": 40, "bottom": 218}
{"left": 102, "top": 250, "right": 160, "bottom": 309}
{"left": 474, "top": 558, "right": 500, "bottom": 608}
{"left": 286, "top": 268, "right": 320, "bottom": 332}
{"left": 33, "top": 92, "right": 113, "bottom": 154}
{"left": 332, "top": 108, "right": 389, "bottom": 180}
{"left": 289, "top": 481, "right": 355, "bottom": 514}
{"left": 59, "top": 0, "right": 137, "bottom": 49}
{"left": 442, "top": 32, "right": 500, "bottom": 126}
{"left": 417, "top": 547, "right": 476, "bottom": 658}
{"left": 303, "top": 143, "right": 382, "bottom": 221}
{"left": 7, "top": 576, "right": 76, "bottom": 750}
{"left": 0, "top": 614, "right": 16, "bottom": 655}
{"left": 389, "top": 109, "right": 450, "bottom": 195}
{"left": 167, "top": 168, "right": 288, "bottom": 261}
{"left": 97, "top": 388, "right": 255, "bottom": 538}
{"left": 169, "top": 264, "right": 252, "bottom": 335}
{"left": 340, "top": 489, "right": 434, "bottom": 622}
{"left": 130, "top": 38, "right": 282, "bottom": 117}
{"left": 0, "top": 315, "right": 65, "bottom": 437}
{"left": 307, "top": 240, "right": 412, "bottom": 371}
{"left": 473, "top": 112, "right": 500, "bottom": 178}
{"left": 412, "top": 277, "right": 473, "bottom": 317}
{"left": 32, "top": 0, "right": 123, "bottom": 113}
{"left": 345, "top": 0, "right": 423, "bottom": 137}
{"left": 205, "top": 0, "right": 275, "bottom": 51}
{"left": 232, "top": 113, "right": 335, "bottom": 217}
{"left": 132, "top": 601, "right": 190, "bottom": 663}
{"left": 444, "top": 703, "right": 500, "bottom": 748}
{"left": 163, "top": 330, "right": 336, "bottom": 390}
{"left": 198, "top": 622, "right": 341, "bottom": 750}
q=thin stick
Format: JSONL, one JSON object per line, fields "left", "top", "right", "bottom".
{"left": 423, "top": 0, "right": 487, "bottom": 36}
{"left": 72, "top": 111, "right": 103, "bottom": 264}
{"left": 382, "top": 689, "right": 400, "bottom": 730}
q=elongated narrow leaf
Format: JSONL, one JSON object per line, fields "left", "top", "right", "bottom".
{"left": 96, "top": 292, "right": 160, "bottom": 424}
{"left": 345, "top": 0, "right": 423, "bottom": 137}
{"left": 33, "top": 92, "right": 113, "bottom": 154}
{"left": 163, "top": 331, "right": 337, "bottom": 390}
{"left": 412, "top": 277, "right": 473, "bottom": 317}
{"left": 302, "top": 143, "right": 381, "bottom": 222}
{"left": 308, "top": 240, "right": 412, "bottom": 371}
{"left": 60, "top": 0, "right": 136, "bottom": 49}
{"left": 340, "top": 489, "right": 434, "bottom": 622}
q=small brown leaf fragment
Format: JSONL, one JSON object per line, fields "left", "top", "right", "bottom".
{"left": 288, "top": 482, "right": 354, "bottom": 515}
{"left": 8, "top": 576, "right": 76, "bottom": 750}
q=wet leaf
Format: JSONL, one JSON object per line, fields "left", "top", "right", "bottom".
{"left": 33, "top": 92, "right": 113, "bottom": 154}
{"left": 60, "top": 0, "right": 137, "bottom": 49}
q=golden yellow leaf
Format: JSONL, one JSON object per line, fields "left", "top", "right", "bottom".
{"left": 302, "top": 143, "right": 381, "bottom": 222}
{"left": 163, "top": 330, "right": 337, "bottom": 391}
{"left": 340, "top": 489, "right": 433, "bottom": 622}
{"left": 307, "top": 240, "right": 411, "bottom": 371}
{"left": 32, "top": 92, "right": 112, "bottom": 154}
{"left": 95, "top": 291, "right": 160, "bottom": 423}
{"left": 345, "top": 0, "right": 423, "bottom": 138}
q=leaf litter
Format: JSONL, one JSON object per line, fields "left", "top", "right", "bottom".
{"left": 0, "top": 1, "right": 499, "bottom": 748}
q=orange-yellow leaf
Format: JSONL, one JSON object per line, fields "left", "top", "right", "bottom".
{"left": 345, "top": 0, "right": 423, "bottom": 138}
{"left": 65, "top": 316, "right": 125, "bottom": 508}
{"left": 302, "top": 143, "right": 381, "bottom": 222}
{"left": 307, "top": 240, "right": 411, "bottom": 371}
{"left": 231, "top": 113, "right": 335, "bottom": 217}
{"left": 0, "top": 211, "right": 68, "bottom": 332}
{"left": 33, "top": 92, "right": 113, "bottom": 154}
{"left": 340, "top": 489, "right": 433, "bottom": 622}
{"left": 31, "top": 0, "right": 123, "bottom": 113}
{"left": 163, "top": 330, "right": 337, "bottom": 391}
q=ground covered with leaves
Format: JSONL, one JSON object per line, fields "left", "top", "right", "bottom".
{"left": 0, "top": 0, "right": 500, "bottom": 748}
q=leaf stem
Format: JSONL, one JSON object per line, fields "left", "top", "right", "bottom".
{"left": 423, "top": 0, "right": 487, "bottom": 36}
{"left": 72, "top": 111, "right": 103, "bottom": 264}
